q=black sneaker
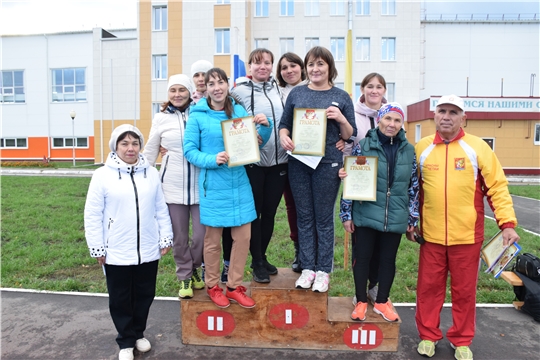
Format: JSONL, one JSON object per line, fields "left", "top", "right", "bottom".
{"left": 263, "top": 259, "right": 278, "bottom": 275}
{"left": 220, "top": 263, "right": 229, "bottom": 283}
{"left": 252, "top": 264, "right": 270, "bottom": 283}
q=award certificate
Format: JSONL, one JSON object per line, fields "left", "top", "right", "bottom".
{"left": 342, "top": 156, "right": 378, "bottom": 201}
{"left": 292, "top": 108, "right": 327, "bottom": 156}
{"left": 221, "top": 116, "right": 260, "bottom": 167}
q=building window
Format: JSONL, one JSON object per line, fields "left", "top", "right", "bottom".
{"left": 381, "top": 0, "right": 396, "bottom": 15}
{"left": 153, "top": 6, "right": 167, "bottom": 31}
{"left": 482, "top": 138, "right": 495, "bottom": 150}
{"left": 534, "top": 123, "right": 540, "bottom": 145}
{"left": 1, "top": 70, "right": 25, "bottom": 103}
{"left": 356, "top": 0, "right": 370, "bottom": 15}
{"left": 415, "top": 124, "right": 422, "bottom": 143}
{"left": 280, "top": 38, "right": 294, "bottom": 55}
{"left": 0, "top": 138, "right": 27, "bottom": 148}
{"left": 51, "top": 68, "right": 86, "bottom": 102}
{"left": 215, "top": 29, "right": 230, "bottom": 54}
{"left": 386, "top": 82, "right": 395, "bottom": 101}
{"left": 152, "top": 55, "right": 167, "bottom": 79}
{"left": 330, "top": 37, "right": 345, "bottom": 61}
{"left": 52, "top": 137, "right": 88, "bottom": 148}
{"left": 354, "top": 83, "right": 361, "bottom": 101}
{"left": 355, "top": 37, "right": 370, "bottom": 61}
{"left": 381, "top": 37, "right": 396, "bottom": 61}
{"left": 335, "top": 82, "right": 344, "bottom": 90}
{"left": 255, "top": 38, "right": 269, "bottom": 49}
{"left": 216, "top": 0, "right": 230, "bottom": 4}
{"left": 153, "top": 102, "right": 162, "bottom": 115}
{"left": 280, "top": 0, "right": 294, "bottom": 16}
{"left": 304, "top": 0, "right": 319, "bottom": 16}
{"left": 305, "top": 38, "right": 319, "bottom": 53}
{"left": 330, "top": 0, "right": 346, "bottom": 15}
{"left": 255, "top": 0, "right": 269, "bottom": 17}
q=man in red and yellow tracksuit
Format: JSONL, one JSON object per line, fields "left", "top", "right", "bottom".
{"left": 408, "top": 94, "right": 520, "bottom": 360}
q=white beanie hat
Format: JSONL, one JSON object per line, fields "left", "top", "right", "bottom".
{"left": 167, "top": 74, "right": 193, "bottom": 94}
{"left": 190, "top": 60, "right": 213, "bottom": 78}
{"left": 109, "top": 124, "right": 145, "bottom": 152}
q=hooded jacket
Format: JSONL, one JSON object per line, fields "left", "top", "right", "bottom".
{"left": 183, "top": 97, "right": 273, "bottom": 227}
{"left": 84, "top": 152, "right": 173, "bottom": 266}
{"left": 231, "top": 75, "right": 288, "bottom": 167}
{"left": 144, "top": 105, "right": 200, "bottom": 205}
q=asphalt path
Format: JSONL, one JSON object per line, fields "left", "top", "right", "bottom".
{"left": 484, "top": 195, "right": 540, "bottom": 235}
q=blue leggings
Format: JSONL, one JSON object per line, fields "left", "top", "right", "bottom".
{"left": 288, "top": 158, "right": 342, "bottom": 273}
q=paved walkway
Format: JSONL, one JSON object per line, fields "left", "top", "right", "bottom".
{"left": 2, "top": 289, "right": 539, "bottom": 360}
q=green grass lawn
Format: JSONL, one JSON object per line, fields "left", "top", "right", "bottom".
{"left": 1, "top": 176, "right": 538, "bottom": 303}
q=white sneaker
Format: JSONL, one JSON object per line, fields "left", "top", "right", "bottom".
{"left": 312, "top": 271, "right": 330, "bottom": 293}
{"left": 368, "top": 285, "right": 379, "bottom": 304}
{"left": 135, "top": 337, "right": 151, "bottom": 352}
{"left": 118, "top": 348, "right": 134, "bottom": 360}
{"left": 352, "top": 295, "right": 357, "bottom": 306}
{"left": 295, "top": 269, "right": 316, "bottom": 289}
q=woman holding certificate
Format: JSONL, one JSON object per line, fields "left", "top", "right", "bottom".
{"left": 278, "top": 46, "right": 357, "bottom": 293}
{"left": 183, "top": 68, "right": 272, "bottom": 309}
{"left": 339, "top": 102, "right": 419, "bottom": 322}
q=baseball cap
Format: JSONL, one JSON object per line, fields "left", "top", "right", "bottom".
{"left": 436, "top": 94, "right": 464, "bottom": 111}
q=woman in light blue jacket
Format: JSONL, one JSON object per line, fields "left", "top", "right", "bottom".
{"left": 183, "top": 68, "right": 272, "bottom": 309}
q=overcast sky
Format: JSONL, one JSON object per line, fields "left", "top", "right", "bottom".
{"left": 0, "top": 0, "right": 538, "bottom": 36}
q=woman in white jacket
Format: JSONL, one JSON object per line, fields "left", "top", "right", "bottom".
{"left": 84, "top": 124, "right": 173, "bottom": 360}
{"left": 144, "top": 74, "right": 204, "bottom": 299}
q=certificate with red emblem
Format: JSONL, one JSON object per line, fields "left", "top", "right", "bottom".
{"left": 342, "top": 156, "right": 378, "bottom": 201}
{"left": 292, "top": 108, "right": 327, "bottom": 157}
{"left": 221, "top": 116, "right": 260, "bottom": 167}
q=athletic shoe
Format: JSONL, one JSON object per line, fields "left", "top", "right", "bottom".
{"left": 191, "top": 268, "right": 205, "bottom": 290}
{"left": 351, "top": 301, "right": 368, "bottom": 321}
{"left": 373, "top": 301, "right": 399, "bottom": 322}
{"left": 178, "top": 279, "right": 193, "bottom": 298}
{"left": 135, "top": 338, "right": 151, "bottom": 353}
{"left": 417, "top": 340, "right": 438, "bottom": 358}
{"left": 252, "top": 263, "right": 270, "bottom": 283}
{"left": 118, "top": 348, "right": 134, "bottom": 360}
{"left": 220, "top": 263, "right": 229, "bottom": 283}
{"left": 207, "top": 284, "right": 230, "bottom": 308}
{"left": 311, "top": 271, "right": 330, "bottom": 293}
{"left": 263, "top": 258, "right": 278, "bottom": 275}
{"left": 451, "top": 344, "right": 474, "bottom": 360}
{"left": 226, "top": 285, "right": 256, "bottom": 308}
{"left": 295, "top": 269, "right": 316, "bottom": 289}
{"left": 367, "top": 285, "right": 378, "bottom": 304}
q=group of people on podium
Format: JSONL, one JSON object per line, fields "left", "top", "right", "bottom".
{"left": 83, "top": 47, "right": 519, "bottom": 360}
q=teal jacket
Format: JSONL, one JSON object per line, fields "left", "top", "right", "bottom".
{"left": 351, "top": 128, "right": 416, "bottom": 233}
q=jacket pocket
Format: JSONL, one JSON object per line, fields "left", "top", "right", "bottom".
{"left": 160, "top": 155, "right": 170, "bottom": 183}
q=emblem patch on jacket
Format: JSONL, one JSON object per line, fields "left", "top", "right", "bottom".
{"left": 454, "top": 158, "right": 465, "bottom": 170}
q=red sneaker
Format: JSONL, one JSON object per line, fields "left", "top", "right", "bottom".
{"left": 226, "top": 286, "right": 256, "bottom": 308}
{"left": 207, "top": 285, "right": 230, "bottom": 308}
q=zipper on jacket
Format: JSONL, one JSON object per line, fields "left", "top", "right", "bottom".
{"left": 129, "top": 168, "right": 142, "bottom": 265}
{"left": 262, "top": 82, "right": 280, "bottom": 166}
{"left": 444, "top": 143, "right": 449, "bottom": 245}
{"left": 182, "top": 111, "right": 192, "bottom": 205}
{"left": 384, "top": 160, "right": 391, "bottom": 232}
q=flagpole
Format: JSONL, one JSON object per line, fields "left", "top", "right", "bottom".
{"left": 345, "top": 0, "right": 353, "bottom": 99}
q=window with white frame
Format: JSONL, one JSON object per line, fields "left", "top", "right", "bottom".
{"left": 216, "top": 0, "right": 230, "bottom": 4}
{"left": 335, "top": 82, "right": 344, "bottom": 90}
{"left": 356, "top": 0, "right": 370, "bottom": 15}
{"left": 280, "top": 38, "right": 294, "bottom": 55}
{"left": 330, "top": 0, "right": 346, "bottom": 15}
{"left": 381, "top": 0, "right": 396, "bottom": 15}
{"left": 305, "top": 37, "right": 319, "bottom": 53}
{"left": 534, "top": 123, "right": 540, "bottom": 145}
{"left": 255, "top": 0, "right": 269, "bottom": 17}
{"left": 215, "top": 29, "right": 230, "bottom": 54}
{"left": 0, "top": 138, "right": 27, "bottom": 148}
{"left": 255, "top": 38, "right": 269, "bottom": 49}
{"left": 354, "top": 83, "right": 361, "bottom": 101}
{"left": 386, "top": 82, "right": 395, "bottom": 101}
{"left": 381, "top": 37, "right": 396, "bottom": 61}
{"left": 153, "top": 6, "right": 167, "bottom": 31}
{"left": 304, "top": 0, "right": 319, "bottom": 16}
{"left": 1, "top": 70, "right": 25, "bottom": 103}
{"left": 153, "top": 102, "right": 162, "bottom": 116}
{"left": 52, "top": 68, "right": 86, "bottom": 102}
{"left": 415, "top": 124, "right": 421, "bottom": 143}
{"left": 355, "top": 37, "right": 370, "bottom": 61}
{"left": 482, "top": 138, "right": 495, "bottom": 150}
{"left": 52, "top": 137, "right": 88, "bottom": 148}
{"left": 152, "top": 55, "right": 168, "bottom": 79}
{"left": 280, "top": 0, "right": 294, "bottom": 16}
{"left": 330, "top": 37, "right": 345, "bottom": 61}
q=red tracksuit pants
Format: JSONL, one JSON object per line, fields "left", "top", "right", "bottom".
{"left": 415, "top": 240, "right": 482, "bottom": 346}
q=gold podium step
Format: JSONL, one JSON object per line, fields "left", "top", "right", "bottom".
{"left": 181, "top": 268, "right": 400, "bottom": 351}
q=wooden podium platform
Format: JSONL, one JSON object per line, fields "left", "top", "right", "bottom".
{"left": 181, "top": 268, "right": 401, "bottom": 351}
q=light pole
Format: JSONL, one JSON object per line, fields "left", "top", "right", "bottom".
{"left": 70, "top": 110, "right": 76, "bottom": 167}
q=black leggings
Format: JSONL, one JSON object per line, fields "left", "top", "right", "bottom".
{"left": 352, "top": 227, "right": 401, "bottom": 303}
